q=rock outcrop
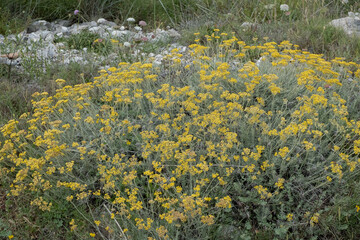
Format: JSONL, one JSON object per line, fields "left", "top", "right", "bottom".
{"left": 330, "top": 12, "right": 360, "bottom": 37}
{"left": 0, "top": 18, "right": 185, "bottom": 70}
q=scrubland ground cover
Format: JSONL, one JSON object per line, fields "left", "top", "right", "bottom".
{"left": 1, "top": 0, "right": 360, "bottom": 239}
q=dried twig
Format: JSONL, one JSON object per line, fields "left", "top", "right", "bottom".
{"left": 104, "top": 204, "right": 128, "bottom": 240}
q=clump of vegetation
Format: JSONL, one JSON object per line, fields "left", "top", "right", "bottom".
{"left": 1, "top": 31, "right": 360, "bottom": 239}
{"left": 1, "top": 0, "right": 360, "bottom": 239}
{"left": 56, "top": 31, "right": 113, "bottom": 55}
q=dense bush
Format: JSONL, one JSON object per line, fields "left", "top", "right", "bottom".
{"left": 1, "top": 31, "right": 360, "bottom": 239}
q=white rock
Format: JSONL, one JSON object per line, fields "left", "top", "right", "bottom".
{"left": 97, "top": 18, "right": 116, "bottom": 27}
{"left": 45, "top": 34, "right": 54, "bottom": 42}
{"left": 56, "top": 42, "right": 65, "bottom": 48}
{"left": 28, "top": 32, "right": 41, "bottom": 42}
{"left": 0, "top": 57, "right": 21, "bottom": 66}
{"left": 55, "top": 32, "right": 63, "bottom": 38}
{"left": 6, "top": 35, "right": 16, "bottom": 41}
{"left": 88, "top": 21, "right": 98, "bottom": 27}
{"left": 47, "top": 44, "right": 58, "bottom": 58}
{"left": 330, "top": 16, "right": 360, "bottom": 36}
{"left": 39, "top": 43, "right": 57, "bottom": 59}
{"left": 60, "top": 26, "right": 68, "bottom": 33}
{"left": 53, "top": 19, "right": 72, "bottom": 27}
{"left": 89, "top": 26, "right": 101, "bottom": 33}
{"left": 69, "top": 24, "right": 90, "bottom": 34}
{"left": 39, "top": 30, "right": 51, "bottom": 38}
{"left": 97, "top": 18, "right": 107, "bottom": 24}
{"left": 27, "top": 20, "right": 51, "bottom": 33}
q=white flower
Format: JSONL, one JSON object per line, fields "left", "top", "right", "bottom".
{"left": 120, "top": 26, "right": 125, "bottom": 31}
{"left": 280, "top": 4, "right": 289, "bottom": 12}
{"left": 134, "top": 26, "right": 142, "bottom": 31}
{"left": 153, "top": 60, "right": 162, "bottom": 66}
{"left": 124, "top": 42, "right": 131, "bottom": 47}
{"left": 127, "top": 18, "right": 135, "bottom": 22}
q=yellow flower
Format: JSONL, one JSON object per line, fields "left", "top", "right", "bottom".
{"left": 310, "top": 213, "right": 320, "bottom": 226}
{"left": 90, "top": 232, "right": 96, "bottom": 237}
{"left": 201, "top": 215, "right": 215, "bottom": 225}
{"left": 215, "top": 196, "right": 232, "bottom": 208}
{"left": 286, "top": 213, "right": 293, "bottom": 221}
{"left": 69, "top": 219, "right": 77, "bottom": 231}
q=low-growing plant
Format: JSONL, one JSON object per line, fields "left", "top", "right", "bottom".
{"left": 56, "top": 31, "right": 113, "bottom": 55}
{"left": 1, "top": 30, "right": 360, "bottom": 239}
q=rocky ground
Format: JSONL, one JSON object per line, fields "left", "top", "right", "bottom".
{"left": 0, "top": 17, "right": 187, "bottom": 75}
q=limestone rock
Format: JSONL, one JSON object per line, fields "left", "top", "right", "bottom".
{"left": 97, "top": 18, "right": 117, "bottom": 27}
{"left": 27, "top": 20, "right": 51, "bottom": 33}
{"left": 53, "top": 19, "right": 72, "bottom": 27}
{"left": 330, "top": 12, "right": 360, "bottom": 36}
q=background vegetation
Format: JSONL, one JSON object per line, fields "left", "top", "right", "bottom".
{"left": 1, "top": 0, "right": 360, "bottom": 239}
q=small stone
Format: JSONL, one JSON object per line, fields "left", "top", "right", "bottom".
{"left": 45, "top": 34, "right": 54, "bottom": 42}
{"left": 6, "top": 35, "right": 16, "bottom": 41}
{"left": 27, "top": 20, "right": 51, "bottom": 33}
{"left": 27, "top": 32, "right": 41, "bottom": 42}
{"left": 97, "top": 18, "right": 117, "bottom": 27}
{"left": 97, "top": 18, "right": 107, "bottom": 24}
{"left": 89, "top": 26, "right": 101, "bottom": 33}
{"left": 39, "top": 30, "right": 51, "bottom": 39}
{"left": 56, "top": 42, "right": 65, "bottom": 48}
{"left": 88, "top": 21, "right": 98, "bottom": 27}
{"left": 60, "top": 26, "right": 69, "bottom": 33}
{"left": 53, "top": 19, "right": 72, "bottom": 27}
{"left": 55, "top": 32, "right": 63, "bottom": 38}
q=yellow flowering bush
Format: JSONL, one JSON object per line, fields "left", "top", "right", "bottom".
{"left": 1, "top": 31, "right": 360, "bottom": 239}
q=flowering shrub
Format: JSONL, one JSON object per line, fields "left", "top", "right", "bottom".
{"left": 1, "top": 31, "right": 360, "bottom": 239}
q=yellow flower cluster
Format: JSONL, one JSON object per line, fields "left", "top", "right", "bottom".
{"left": 1, "top": 30, "right": 360, "bottom": 238}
